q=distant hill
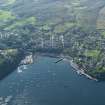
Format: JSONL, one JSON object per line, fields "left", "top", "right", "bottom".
{"left": 0, "top": 0, "right": 105, "bottom": 30}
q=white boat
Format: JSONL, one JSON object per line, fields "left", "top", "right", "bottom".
{"left": 23, "top": 65, "right": 27, "bottom": 70}
{"left": 17, "top": 67, "right": 22, "bottom": 73}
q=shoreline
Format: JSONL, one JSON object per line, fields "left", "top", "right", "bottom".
{"left": 34, "top": 53, "right": 98, "bottom": 81}
{"left": 60, "top": 55, "right": 98, "bottom": 81}
{"left": 18, "top": 52, "right": 98, "bottom": 81}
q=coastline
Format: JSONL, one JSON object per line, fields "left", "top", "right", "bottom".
{"left": 33, "top": 53, "right": 98, "bottom": 81}
{"left": 60, "top": 54, "right": 98, "bottom": 81}
{"left": 17, "top": 52, "right": 98, "bottom": 81}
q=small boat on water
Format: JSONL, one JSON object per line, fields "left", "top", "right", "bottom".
{"left": 17, "top": 67, "right": 22, "bottom": 73}
{"left": 23, "top": 65, "right": 27, "bottom": 69}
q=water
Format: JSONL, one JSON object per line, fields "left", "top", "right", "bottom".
{"left": 0, "top": 56, "right": 105, "bottom": 105}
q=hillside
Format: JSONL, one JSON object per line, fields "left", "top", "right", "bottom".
{"left": 0, "top": 0, "right": 105, "bottom": 30}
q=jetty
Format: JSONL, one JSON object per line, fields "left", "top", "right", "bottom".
{"left": 54, "top": 58, "right": 64, "bottom": 63}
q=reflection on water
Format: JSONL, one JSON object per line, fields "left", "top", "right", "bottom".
{"left": 0, "top": 56, "right": 105, "bottom": 105}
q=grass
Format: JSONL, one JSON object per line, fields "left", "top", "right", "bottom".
{"left": 91, "top": 67, "right": 105, "bottom": 74}
{"left": 97, "top": 67, "right": 105, "bottom": 73}
{"left": 0, "top": 10, "right": 15, "bottom": 21}
{"left": 101, "top": 31, "right": 105, "bottom": 38}
{"left": 4, "top": 49, "right": 18, "bottom": 56}
{"left": 0, "top": 56, "right": 5, "bottom": 65}
{"left": 5, "top": 0, "right": 16, "bottom": 5}
{"left": 54, "top": 22, "right": 76, "bottom": 33}
{"left": 84, "top": 50, "right": 100, "bottom": 58}
{"left": 5, "top": 17, "right": 36, "bottom": 30}
{"left": 97, "top": 20, "right": 105, "bottom": 29}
